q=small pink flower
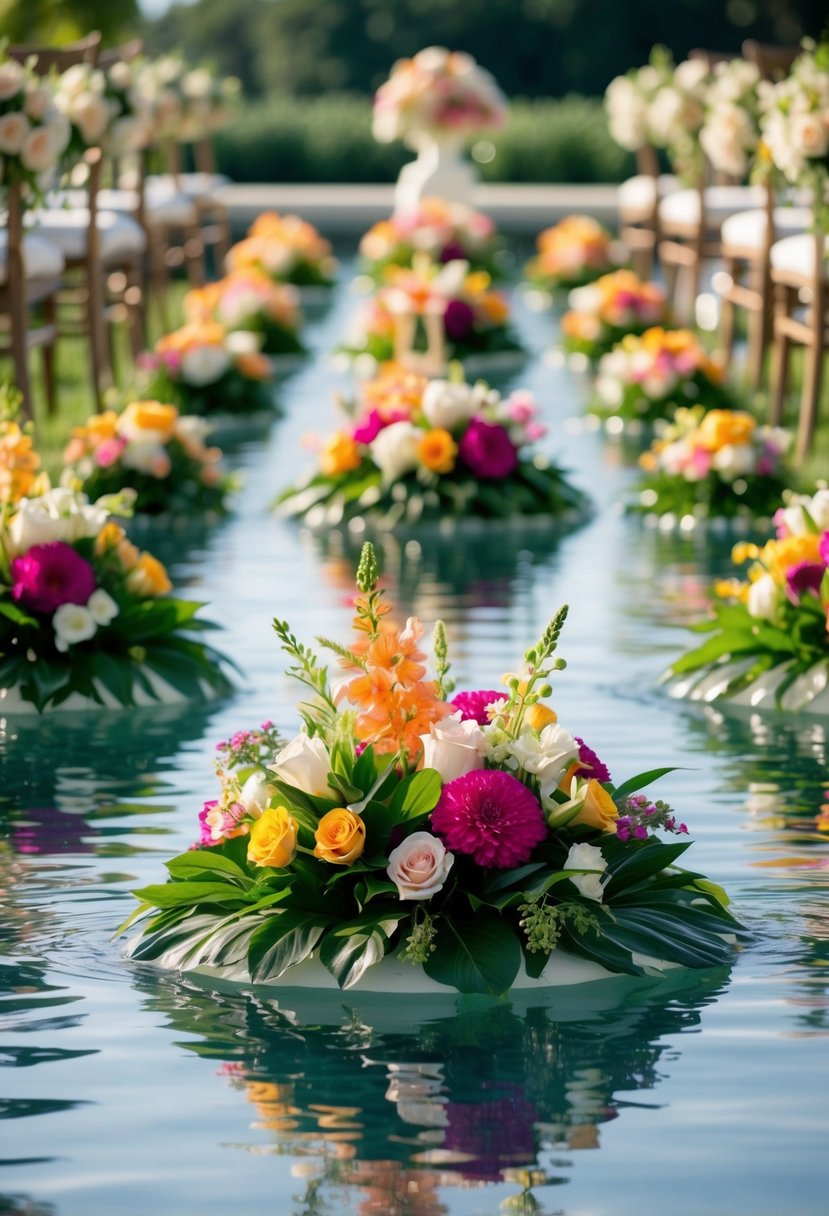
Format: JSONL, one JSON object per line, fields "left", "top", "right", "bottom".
{"left": 95, "top": 437, "right": 127, "bottom": 468}
{"left": 506, "top": 391, "right": 537, "bottom": 424}
{"left": 524, "top": 421, "right": 547, "bottom": 442}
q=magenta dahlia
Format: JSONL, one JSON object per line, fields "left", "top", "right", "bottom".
{"left": 431, "top": 769, "right": 547, "bottom": 869}
{"left": 458, "top": 419, "right": 518, "bottom": 481}
{"left": 443, "top": 298, "right": 475, "bottom": 341}
{"left": 451, "top": 689, "right": 504, "bottom": 725}
{"left": 575, "top": 737, "right": 611, "bottom": 784}
{"left": 10, "top": 542, "right": 97, "bottom": 614}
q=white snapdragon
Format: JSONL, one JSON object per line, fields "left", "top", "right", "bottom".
{"left": 87, "top": 589, "right": 119, "bottom": 626}
{"left": 53, "top": 603, "right": 97, "bottom": 652}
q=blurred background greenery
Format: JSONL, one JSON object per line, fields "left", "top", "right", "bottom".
{"left": 2, "top": 0, "right": 826, "bottom": 182}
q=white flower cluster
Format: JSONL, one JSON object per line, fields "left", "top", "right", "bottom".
{"left": 647, "top": 58, "right": 712, "bottom": 168}
{"left": 699, "top": 58, "right": 761, "bottom": 178}
{"left": 53, "top": 588, "right": 119, "bottom": 652}
{"left": 0, "top": 55, "right": 71, "bottom": 192}
{"left": 132, "top": 56, "right": 238, "bottom": 144}
{"left": 54, "top": 63, "right": 120, "bottom": 150}
{"left": 604, "top": 60, "right": 673, "bottom": 151}
{"left": 758, "top": 47, "right": 829, "bottom": 186}
{"left": 5, "top": 486, "right": 108, "bottom": 556}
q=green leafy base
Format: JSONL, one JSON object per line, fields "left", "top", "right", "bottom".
{"left": 339, "top": 325, "right": 525, "bottom": 366}
{"left": 236, "top": 317, "right": 305, "bottom": 357}
{"left": 275, "top": 455, "right": 589, "bottom": 528}
{"left": 629, "top": 470, "right": 788, "bottom": 521}
{"left": 592, "top": 374, "right": 738, "bottom": 425}
{"left": 562, "top": 322, "right": 658, "bottom": 363}
{"left": 143, "top": 366, "right": 278, "bottom": 417}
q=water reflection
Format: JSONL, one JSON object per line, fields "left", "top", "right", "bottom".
{"left": 136, "top": 965, "right": 730, "bottom": 1213}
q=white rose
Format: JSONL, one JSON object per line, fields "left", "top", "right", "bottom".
{"left": 179, "top": 344, "right": 231, "bottom": 386}
{"left": 370, "top": 421, "right": 421, "bottom": 481}
{"left": 564, "top": 842, "right": 608, "bottom": 903}
{"left": 24, "top": 84, "right": 54, "bottom": 121}
{"left": 747, "top": 573, "right": 778, "bottom": 621}
{"left": 75, "top": 93, "right": 112, "bottom": 144}
{"left": 87, "top": 588, "right": 119, "bottom": 625}
{"left": 0, "top": 112, "right": 30, "bottom": 155}
{"left": 20, "top": 125, "right": 59, "bottom": 173}
{"left": 387, "top": 831, "right": 454, "bottom": 900}
{"left": 175, "top": 415, "right": 211, "bottom": 446}
{"left": 791, "top": 113, "right": 829, "bottom": 159}
{"left": 0, "top": 59, "right": 25, "bottom": 103}
{"left": 121, "top": 439, "right": 168, "bottom": 475}
{"left": 238, "top": 771, "right": 273, "bottom": 818}
{"left": 43, "top": 488, "right": 108, "bottom": 542}
{"left": 268, "top": 733, "right": 335, "bottom": 798}
{"left": 224, "top": 330, "right": 261, "bottom": 356}
{"left": 53, "top": 603, "right": 97, "bottom": 652}
{"left": 420, "top": 380, "right": 479, "bottom": 430}
{"left": 420, "top": 712, "right": 485, "bottom": 783}
{"left": 711, "top": 443, "right": 756, "bottom": 479}
{"left": 261, "top": 243, "right": 294, "bottom": 276}
{"left": 507, "top": 722, "right": 579, "bottom": 788}
{"left": 7, "top": 497, "right": 69, "bottom": 553}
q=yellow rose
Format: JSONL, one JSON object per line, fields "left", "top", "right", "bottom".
{"left": 696, "top": 410, "right": 756, "bottom": 452}
{"left": 320, "top": 432, "right": 362, "bottom": 477}
{"left": 571, "top": 779, "right": 618, "bottom": 833}
{"left": 760, "top": 534, "right": 822, "bottom": 583}
{"left": 94, "top": 521, "right": 126, "bottom": 553}
{"left": 417, "top": 428, "right": 457, "bottom": 474}
{"left": 313, "top": 808, "right": 366, "bottom": 865}
{"left": 525, "top": 703, "right": 557, "bottom": 731}
{"left": 122, "top": 400, "right": 179, "bottom": 439}
{"left": 247, "top": 805, "right": 299, "bottom": 868}
{"left": 126, "top": 552, "right": 172, "bottom": 597}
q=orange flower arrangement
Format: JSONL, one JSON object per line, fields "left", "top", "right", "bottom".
{"left": 226, "top": 211, "right": 337, "bottom": 287}
{"left": 526, "top": 214, "right": 621, "bottom": 291}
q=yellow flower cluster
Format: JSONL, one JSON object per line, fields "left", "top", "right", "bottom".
{"left": 95, "top": 522, "right": 172, "bottom": 597}
{"left": 0, "top": 421, "right": 44, "bottom": 505}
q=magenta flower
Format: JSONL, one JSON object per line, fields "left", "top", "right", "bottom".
{"left": 458, "top": 419, "right": 518, "bottom": 480}
{"left": 10, "top": 542, "right": 97, "bottom": 614}
{"left": 443, "top": 298, "right": 475, "bottom": 341}
{"left": 575, "top": 737, "right": 611, "bottom": 784}
{"left": 352, "top": 408, "right": 409, "bottom": 445}
{"left": 785, "top": 561, "right": 826, "bottom": 604}
{"left": 440, "top": 240, "right": 467, "bottom": 263}
{"left": 820, "top": 531, "right": 829, "bottom": 565}
{"left": 431, "top": 769, "right": 547, "bottom": 869}
{"left": 451, "top": 689, "right": 504, "bottom": 725}
{"left": 197, "top": 800, "right": 219, "bottom": 846}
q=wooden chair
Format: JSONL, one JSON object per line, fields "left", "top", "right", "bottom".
{"left": 657, "top": 50, "right": 766, "bottom": 322}
{"left": 0, "top": 181, "right": 64, "bottom": 421}
{"left": 715, "top": 42, "right": 803, "bottom": 387}
{"left": 617, "top": 145, "right": 678, "bottom": 279}
{"left": 769, "top": 191, "right": 827, "bottom": 462}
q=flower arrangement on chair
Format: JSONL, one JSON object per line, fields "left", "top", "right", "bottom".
{"left": 0, "top": 474, "right": 231, "bottom": 711}
{"left": 561, "top": 271, "right": 668, "bottom": 362}
{"left": 139, "top": 320, "right": 275, "bottom": 417}
{"left": 670, "top": 487, "right": 829, "bottom": 713}
{"left": 122, "top": 542, "right": 743, "bottom": 994}
{"left": 592, "top": 328, "right": 734, "bottom": 424}
{"left": 604, "top": 49, "right": 675, "bottom": 153}
{"left": 525, "top": 215, "right": 624, "bottom": 293}
{"left": 277, "top": 364, "right": 585, "bottom": 527}
{"left": 0, "top": 50, "right": 71, "bottom": 204}
{"left": 183, "top": 272, "right": 305, "bottom": 357}
{"left": 359, "top": 197, "right": 501, "bottom": 281}
{"left": 226, "top": 212, "right": 337, "bottom": 289}
{"left": 61, "top": 399, "right": 236, "bottom": 516}
{"left": 631, "top": 407, "right": 790, "bottom": 521}
{"left": 341, "top": 259, "right": 520, "bottom": 367}
{"left": 757, "top": 40, "right": 829, "bottom": 200}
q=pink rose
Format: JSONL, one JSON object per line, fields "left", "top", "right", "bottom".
{"left": 387, "top": 831, "right": 454, "bottom": 900}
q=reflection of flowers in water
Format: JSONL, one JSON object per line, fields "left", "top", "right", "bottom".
{"left": 8, "top": 805, "right": 95, "bottom": 855}
{"left": 442, "top": 1084, "right": 539, "bottom": 1181}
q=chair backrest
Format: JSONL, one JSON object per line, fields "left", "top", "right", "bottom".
{"left": 7, "top": 31, "right": 101, "bottom": 72}
{"left": 98, "top": 38, "right": 143, "bottom": 72}
{"left": 742, "top": 41, "right": 800, "bottom": 81}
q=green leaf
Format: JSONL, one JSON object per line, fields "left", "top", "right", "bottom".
{"left": 247, "top": 911, "right": 331, "bottom": 981}
{"left": 165, "top": 850, "right": 253, "bottom": 888}
{"left": 423, "top": 914, "right": 521, "bottom": 995}
{"left": 605, "top": 839, "right": 692, "bottom": 895}
{"left": 319, "top": 912, "right": 405, "bottom": 990}
{"left": 0, "top": 601, "right": 36, "bottom": 626}
{"left": 388, "top": 769, "right": 442, "bottom": 823}
{"left": 131, "top": 881, "right": 248, "bottom": 910}
{"left": 611, "top": 767, "right": 680, "bottom": 801}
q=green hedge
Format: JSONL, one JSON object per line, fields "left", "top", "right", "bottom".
{"left": 214, "top": 94, "right": 634, "bottom": 184}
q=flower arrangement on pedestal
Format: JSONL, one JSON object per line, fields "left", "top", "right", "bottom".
{"left": 61, "top": 400, "right": 235, "bottom": 516}
{"left": 183, "top": 273, "right": 305, "bottom": 357}
{"left": 372, "top": 47, "right": 507, "bottom": 147}
{"left": 277, "top": 365, "right": 584, "bottom": 527}
{"left": 0, "top": 484, "right": 231, "bottom": 712}
{"left": 561, "top": 271, "right": 668, "bottom": 362}
{"left": 632, "top": 407, "right": 789, "bottom": 520}
{"left": 122, "top": 542, "right": 743, "bottom": 994}
{"left": 341, "top": 260, "right": 520, "bottom": 366}
{"left": 670, "top": 487, "right": 829, "bottom": 712}
{"left": 0, "top": 50, "right": 71, "bottom": 204}
{"left": 226, "top": 212, "right": 337, "bottom": 289}
{"left": 593, "top": 328, "right": 733, "bottom": 423}
{"left": 525, "top": 215, "right": 624, "bottom": 293}
{"left": 140, "top": 320, "right": 275, "bottom": 417}
{"left": 359, "top": 197, "right": 500, "bottom": 280}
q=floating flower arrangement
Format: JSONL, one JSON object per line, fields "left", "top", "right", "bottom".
{"left": 670, "top": 488, "right": 829, "bottom": 713}
{"left": 61, "top": 400, "right": 235, "bottom": 516}
{"left": 561, "top": 271, "right": 668, "bottom": 362}
{"left": 341, "top": 260, "right": 521, "bottom": 366}
{"left": 122, "top": 542, "right": 743, "bottom": 994}
{"left": 183, "top": 271, "right": 305, "bottom": 357}
{"left": 359, "top": 197, "right": 501, "bottom": 280}
{"left": 593, "top": 328, "right": 733, "bottom": 424}
{"left": 276, "top": 364, "right": 584, "bottom": 527}
{"left": 525, "top": 215, "right": 624, "bottom": 293}
{"left": 139, "top": 320, "right": 275, "bottom": 417}
{"left": 226, "top": 211, "right": 337, "bottom": 289}
{"left": 0, "top": 483, "right": 231, "bottom": 712}
{"left": 632, "top": 408, "right": 789, "bottom": 522}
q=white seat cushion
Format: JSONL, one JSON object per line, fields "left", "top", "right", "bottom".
{"left": 618, "top": 173, "right": 679, "bottom": 215}
{"left": 770, "top": 233, "right": 829, "bottom": 279}
{"left": 659, "top": 185, "right": 766, "bottom": 229}
{"left": 143, "top": 171, "right": 230, "bottom": 200}
{"left": 28, "top": 208, "right": 146, "bottom": 263}
{"left": 0, "top": 230, "right": 65, "bottom": 285}
{"left": 720, "top": 206, "right": 812, "bottom": 252}
{"left": 61, "top": 186, "right": 198, "bottom": 229}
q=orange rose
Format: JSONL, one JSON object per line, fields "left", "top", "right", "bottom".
{"left": 94, "top": 521, "right": 126, "bottom": 554}
{"left": 417, "top": 428, "right": 457, "bottom": 474}
{"left": 247, "top": 806, "right": 298, "bottom": 868}
{"left": 571, "top": 779, "right": 618, "bottom": 833}
{"left": 126, "top": 552, "right": 172, "bottom": 597}
{"left": 122, "top": 400, "right": 179, "bottom": 439}
{"left": 320, "top": 432, "right": 362, "bottom": 476}
{"left": 314, "top": 808, "right": 366, "bottom": 865}
{"left": 696, "top": 410, "right": 756, "bottom": 452}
